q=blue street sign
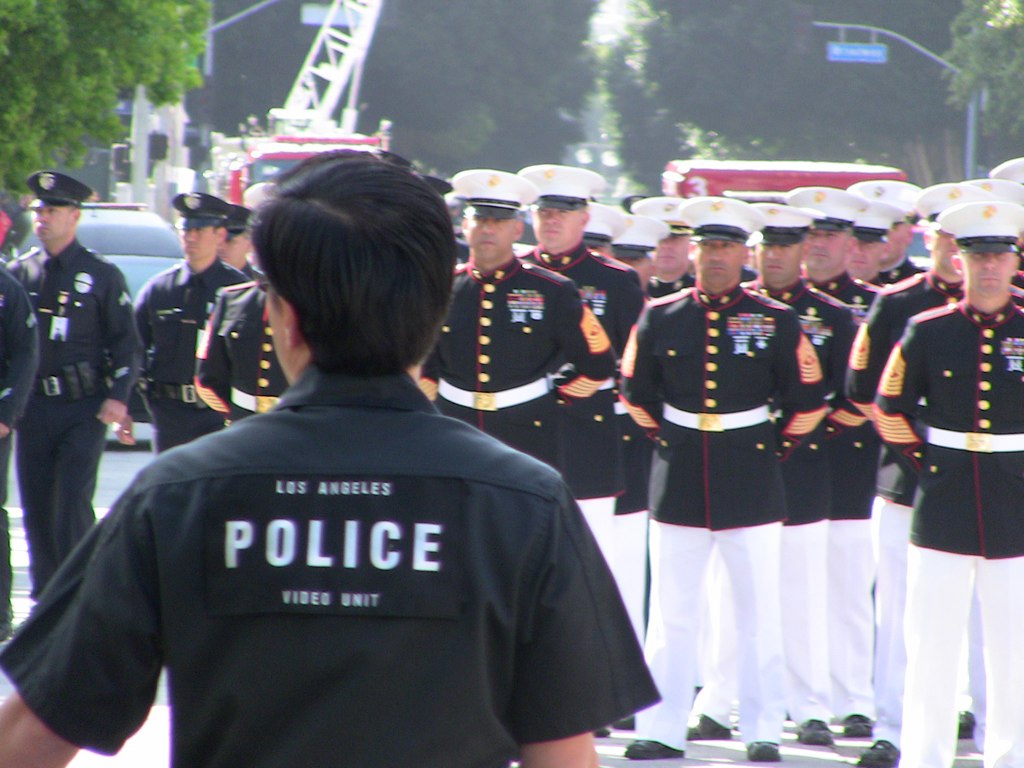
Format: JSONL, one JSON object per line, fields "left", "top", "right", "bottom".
{"left": 827, "top": 42, "right": 888, "bottom": 64}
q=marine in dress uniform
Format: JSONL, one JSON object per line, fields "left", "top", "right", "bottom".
{"left": 0, "top": 266, "right": 38, "bottom": 638}
{"left": 195, "top": 280, "right": 287, "bottom": 422}
{"left": 749, "top": 204, "right": 857, "bottom": 746}
{"left": 583, "top": 201, "right": 628, "bottom": 257}
{"left": 874, "top": 200, "right": 1024, "bottom": 768}
{"left": 518, "top": 164, "right": 644, "bottom": 564}
{"left": 605, "top": 213, "right": 670, "bottom": 645}
{"left": 0, "top": 152, "right": 659, "bottom": 768}
{"left": 787, "top": 186, "right": 881, "bottom": 738}
{"left": 848, "top": 180, "right": 924, "bottom": 285}
{"left": 9, "top": 171, "right": 141, "bottom": 599}
{"left": 846, "top": 199, "right": 907, "bottom": 285}
{"left": 631, "top": 197, "right": 696, "bottom": 299}
{"left": 218, "top": 203, "right": 260, "bottom": 279}
{"left": 133, "top": 192, "right": 247, "bottom": 452}
{"left": 846, "top": 181, "right": 996, "bottom": 767}
{"left": 621, "top": 197, "right": 827, "bottom": 763}
{"left": 421, "top": 168, "right": 616, "bottom": 473}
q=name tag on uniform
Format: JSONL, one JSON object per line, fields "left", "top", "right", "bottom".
{"left": 204, "top": 476, "right": 466, "bottom": 619}
{"left": 50, "top": 316, "right": 69, "bottom": 341}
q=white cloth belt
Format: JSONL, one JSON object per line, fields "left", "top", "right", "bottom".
{"left": 927, "top": 426, "right": 1024, "bottom": 453}
{"left": 438, "top": 377, "right": 551, "bottom": 411}
{"left": 231, "top": 387, "right": 279, "bottom": 414}
{"left": 597, "top": 377, "right": 615, "bottom": 391}
{"left": 662, "top": 404, "right": 769, "bottom": 432}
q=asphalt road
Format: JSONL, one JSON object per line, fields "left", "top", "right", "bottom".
{"left": 0, "top": 445, "right": 985, "bottom": 766}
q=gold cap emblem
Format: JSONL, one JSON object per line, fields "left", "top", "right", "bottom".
{"left": 39, "top": 173, "right": 55, "bottom": 190}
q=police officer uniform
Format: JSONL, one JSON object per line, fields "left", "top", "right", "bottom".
{"left": 874, "top": 200, "right": 1024, "bottom": 768}
{"left": 749, "top": 204, "right": 857, "bottom": 745}
{"left": 133, "top": 193, "right": 247, "bottom": 452}
{"left": 621, "top": 197, "right": 827, "bottom": 759}
{"left": 846, "top": 182, "right": 995, "bottom": 764}
{"left": 422, "top": 169, "right": 616, "bottom": 472}
{"left": 788, "top": 187, "right": 881, "bottom": 736}
{"left": 9, "top": 171, "right": 141, "bottom": 599}
{"left": 605, "top": 213, "right": 670, "bottom": 645}
{"left": 0, "top": 265, "right": 38, "bottom": 637}
{"left": 0, "top": 368, "right": 660, "bottom": 767}
{"left": 519, "top": 164, "right": 644, "bottom": 562}
{"left": 195, "top": 281, "right": 287, "bottom": 422}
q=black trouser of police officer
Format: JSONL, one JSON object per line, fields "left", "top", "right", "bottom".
{"left": 0, "top": 433, "right": 13, "bottom": 633}
{"left": 16, "top": 394, "right": 107, "bottom": 599}
{"left": 148, "top": 395, "right": 226, "bottom": 453}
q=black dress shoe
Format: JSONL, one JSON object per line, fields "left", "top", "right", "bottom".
{"left": 796, "top": 718, "right": 834, "bottom": 746}
{"left": 747, "top": 741, "right": 781, "bottom": 762}
{"left": 623, "top": 740, "right": 685, "bottom": 760}
{"left": 958, "top": 710, "right": 976, "bottom": 740}
{"left": 593, "top": 726, "right": 611, "bottom": 737}
{"left": 857, "top": 739, "right": 900, "bottom": 767}
{"left": 842, "top": 713, "right": 874, "bottom": 738}
{"left": 686, "top": 714, "right": 733, "bottom": 740}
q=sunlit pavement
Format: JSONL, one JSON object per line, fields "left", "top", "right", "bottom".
{"left": 0, "top": 450, "right": 986, "bottom": 766}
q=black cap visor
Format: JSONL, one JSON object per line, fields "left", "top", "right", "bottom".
{"left": 956, "top": 236, "right": 1020, "bottom": 254}
{"left": 693, "top": 224, "right": 749, "bottom": 244}
{"left": 535, "top": 195, "right": 588, "bottom": 211}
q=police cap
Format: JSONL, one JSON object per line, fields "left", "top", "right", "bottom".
{"left": 225, "top": 204, "right": 252, "bottom": 236}
{"left": 27, "top": 171, "right": 93, "bottom": 208}
{"left": 172, "top": 192, "right": 232, "bottom": 229}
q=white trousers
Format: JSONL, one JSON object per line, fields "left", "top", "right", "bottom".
{"left": 609, "top": 510, "right": 649, "bottom": 646}
{"left": 578, "top": 496, "right": 617, "bottom": 568}
{"left": 901, "top": 546, "right": 1024, "bottom": 768}
{"left": 828, "top": 518, "right": 876, "bottom": 720}
{"left": 637, "top": 521, "right": 784, "bottom": 748}
{"left": 692, "top": 521, "right": 831, "bottom": 727}
{"left": 871, "top": 500, "right": 913, "bottom": 745}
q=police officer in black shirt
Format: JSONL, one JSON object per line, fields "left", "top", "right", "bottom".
{"left": 0, "top": 150, "right": 658, "bottom": 768}
{"left": 8, "top": 171, "right": 141, "bottom": 600}
{"left": 0, "top": 265, "right": 38, "bottom": 638}
{"left": 133, "top": 192, "right": 247, "bottom": 452}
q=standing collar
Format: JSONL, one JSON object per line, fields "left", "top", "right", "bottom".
{"left": 275, "top": 367, "right": 435, "bottom": 413}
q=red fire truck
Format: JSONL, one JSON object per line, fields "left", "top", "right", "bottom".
{"left": 662, "top": 159, "right": 908, "bottom": 199}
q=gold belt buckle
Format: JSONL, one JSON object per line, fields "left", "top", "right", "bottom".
{"left": 473, "top": 392, "right": 498, "bottom": 411}
{"left": 256, "top": 395, "right": 279, "bottom": 414}
{"left": 697, "top": 412, "right": 724, "bottom": 432}
{"left": 965, "top": 432, "right": 992, "bottom": 453}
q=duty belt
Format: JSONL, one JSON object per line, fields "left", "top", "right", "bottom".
{"left": 438, "top": 377, "right": 551, "bottom": 412}
{"left": 231, "top": 387, "right": 279, "bottom": 414}
{"left": 662, "top": 404, "right": 770, "bottom": 432}
{"left": 148, "top": 382, "right": 205, "bottom": 406}
{"left": 927, "top": 426, "right": 1024, "bottom": 454}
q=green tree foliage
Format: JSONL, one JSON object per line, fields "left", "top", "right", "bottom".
{"left": 604, "top": 0, "right": 966, "bottom": 192}
{"left": 947, "top": 0, "right": 1024, "bottom": 163}
{"left": 0, "top": 0, "right": 208, "bottom": 191}
{"left": 359, "top": 0, "right": 597, "bottom": 174}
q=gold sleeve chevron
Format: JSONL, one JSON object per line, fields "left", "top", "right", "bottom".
{"left": 784, "top": 405, "right": 827, "bottom": 437}
{"left": 581, "top": 306, "right": 611, "bottom": 355}
{"left": 418, "top": 377, "right": 438, "bottom": 401}
{"left": 195, "top": 380, "right": 230, "bottom": 414}
{"left": 797, "top": 333, "right": 823, "bottom": 384}
{"left": 879, "top": 345, "right": 906, "bottom": 397}
{"left": 873, "top": 408, "right": 919, "bottom": 445}
{"left": 558, "top": 375, "right": 606, "bottom": 399}
{"left": 623, "top": 398, "right": 659, "bottom": 430}
{"left": 849, "top": 324, "right": 870, "bottom": 371}
{"left": 621, "top": 327, "right": 638, "bottom": 378}
{"left": 830, "top": 408, "right": 868, "bottom": 428}
{"left": 852, "top": 400, "right": 875, "bottom": 420}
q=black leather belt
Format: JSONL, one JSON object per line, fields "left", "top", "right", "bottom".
{"left": 147, "top": 382, "right": 206, "bottom": 407}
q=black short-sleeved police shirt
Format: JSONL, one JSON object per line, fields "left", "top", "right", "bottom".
{"left": 1, "top": 369, "right": 658, "bottom": 768}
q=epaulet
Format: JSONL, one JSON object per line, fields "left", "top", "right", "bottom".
{"left": 649, "top": 287, "right": 693, "bottom": 307}
{"left": 743, "top": 288, "right": 790, "bottom": 312}
{"left": 806, "top": 285, "right": 851, "bottom": 310}
{"left": 912, "top": 303, "right": 958, "bottom": 325}
{"left": 882, "top": 271, "right": 926, "bottom": 295}
{"left": 220, "top": 280, "right": 258, "bottom": 295}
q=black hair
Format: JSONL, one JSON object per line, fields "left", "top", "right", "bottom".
{"left": 251, "top": 151, "right": 456, "bottom": 375}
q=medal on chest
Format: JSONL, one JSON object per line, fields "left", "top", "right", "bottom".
{"left": 799, "top": 311, "right": 833, "bottom": 346}
{"left": 727, "top": 313, "right": 775, "bottom": 355}
{"left": 507, "top": 289, "right": 545, "bottom": 323}
{"left": 581, "top": 286, "right": 607, "bottom": 316}
{"left": 1000, "top": 337, "right": 1024, "bottom": 373}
